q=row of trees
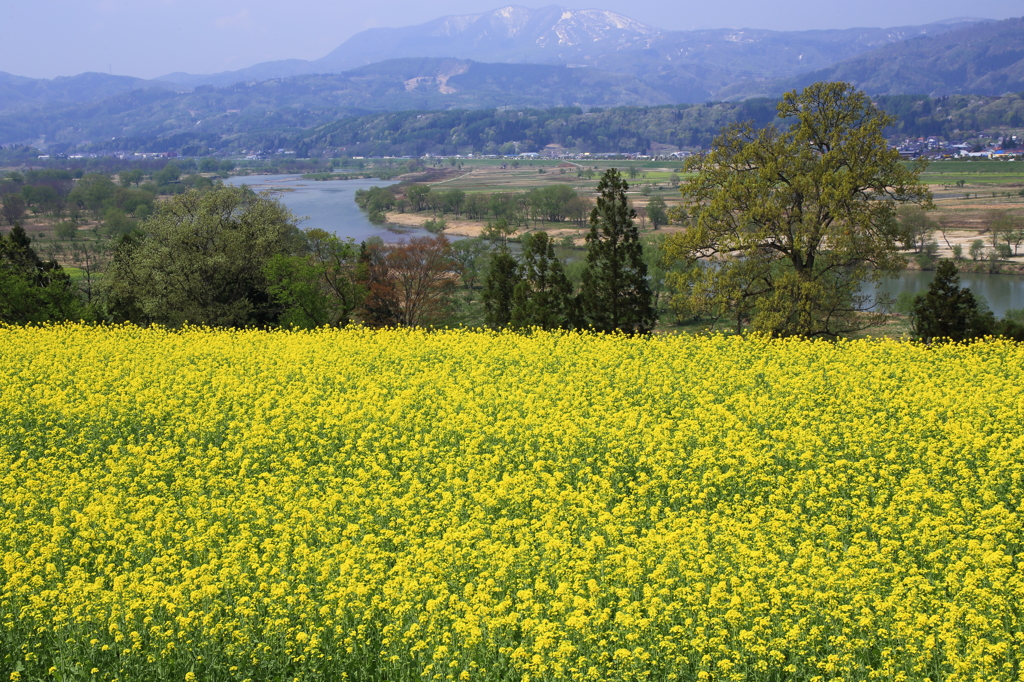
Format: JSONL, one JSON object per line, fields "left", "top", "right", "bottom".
{"left": 357, "top": 184, "right": 596, "bottom": 228}
{"left": 1, "top": 170, "right": 661, "bottom": 334}
{"left": 358, "top": 182, "right": 675, "bottom": 231}
{"left": 481, "top": 171, "right": 657, "bottom": 333}
{"left": 0, "top": 165, "right": 225, "bottom": 241}
{"left": 899, "top": 205, "right": 1024, "bottom": 266}
{"left": 5, "top": 81, "right": 1023, "bottom": 342}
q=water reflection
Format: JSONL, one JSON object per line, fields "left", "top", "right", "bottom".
{"left": 861, "top": 269, "right": 1024, "bottom": 317}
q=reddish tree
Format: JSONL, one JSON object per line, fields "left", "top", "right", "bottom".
{"left": 359, "top": 235, "right": 459, "bottom": 327}
{"left": 386, "top": 235, "right": 459, "bottom": 327}
{"left": 358, "top": 239, "right": 402, "bottom": 327}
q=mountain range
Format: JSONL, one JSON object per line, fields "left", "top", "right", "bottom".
{"left": 1, "top": 7, "right": 1023, "bottom": 151}
{"left": 156, "top": 6, "right": 987, "bottom": 101}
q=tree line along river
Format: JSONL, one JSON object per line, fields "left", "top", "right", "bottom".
{"left": 228, "top": 174, "right": 1024, "bottom": 317}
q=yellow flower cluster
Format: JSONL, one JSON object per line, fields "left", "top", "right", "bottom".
{"left": 1, "top": 325, "right": 1022, "bottom": 682}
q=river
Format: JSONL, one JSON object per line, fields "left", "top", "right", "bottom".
{"left": 861, "top": 269, "right": 1024, "bottom": 318}
{"left": 224, "top": 174, "right": 408, "bottom": 243}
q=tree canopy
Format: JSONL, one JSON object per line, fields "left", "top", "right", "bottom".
{"left": 509, "top": 232, "right": 575, "bottom": 330}
{"left": 104, "top": 186, "right": 303, "bottom": 327}
{"left": 664, "top": 81, "right": 933, "bottom": 338}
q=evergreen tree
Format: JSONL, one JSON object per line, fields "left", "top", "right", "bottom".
{"left": 509, "top": 232, "right": 575, "bottom": 330}
{"left": 0, "top": 223, "right": 86, "bottom": 323}
{"left": 481, "top": 248, "right": 520, "bottom": 329}
{"left": 911, "top": 260, "right": 993, "bottom": 342}
{"left": 578, "top": 169, "right": 657, "bottom": 334}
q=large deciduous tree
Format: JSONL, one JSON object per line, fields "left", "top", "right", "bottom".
{"left": 103, "top": 186, "right": 303, "bottom": 327}
{"left": 665, "top": 81, "right": 932, "bottom": 338}
{"left": 265, "top": 228, "right": 367, "bottom": 328}
{"left": 578, "top": 168, "right": 657, "bottom": 334}
{"left": 387, "top": 235, "right": 459, "bottom": 327}
{"left": 360, "top": 235, "right": 459, "bottom": 328}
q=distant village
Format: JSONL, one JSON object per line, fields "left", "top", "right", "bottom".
{"left": 20, "top": 133, "right": 1024, "bottom": 163}
{"left": 893, "top": 134, "right": 1021, "bottom": 160}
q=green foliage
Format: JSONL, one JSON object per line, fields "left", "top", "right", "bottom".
{"left": 646, "top": 196, "right": 668, "bottom": 230}
{"left": 309, "top": 103, "right": 779, "bottom": 158}
{"left": 509, "top": 232, "right": 575, "bottom": 330}
{"left": 988, "top": 210, "right": 1024, "bottom": 256}
{"left": 103, "top": 187, "right": 302, "bottom": 327}
{"left": 482, "top": 249, "right": 520, "bottom": 329}
{"left": 481, "top": 218, "right": 517, "bottom": 248}
{"left": 526, "top": 185, "right": 578, "bottom": 223}
{"left": 897, "top": 206, "right": 935, "bottom": 253}
{"left": 406, "top": 185, "right": 432, "bottom": 212}
{"left": 910, "top": 260, "right": 994, "bottom": 342}
{"left": 578, "top": 169, "right": 656, "bottom": 334}
{"left": 153, "top": 164, "right": 181, "bottom": 186}
{"left": 265, "top": 229, "right": 366, "bottom": 328}
{"left": 665, "top": 82, "right": 932, "bottom": 338}
{"left": 451, "top": 238, "right": 489, "bottom": 290}
{"left": 102, "top": 208, "right": 135, "bottom": 237}
{"left": 0, "top": 223, "right": 87, "bottom": 323}
{"left": 1, "top": 193, "right": 26, "bottom": 225}
{"left": 54, "top": 221, "right": 79, "bottom": 240}
{"left": 423, "top": 217, "right": 447, "bottom": 234}
{"left": 969, "top": 239, "right": 986, "bottom": 261}
{"left": 68, "top": 174, "right": 117, "bottom": 216}
{"left": 354, "top": 186, "right": 396, "bottom": 221}
{"left": 119, "top": 169, "right": 144, "bottom": 187}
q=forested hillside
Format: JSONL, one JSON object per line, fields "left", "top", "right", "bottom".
{"left": 877, "top": 93, "right": 1024, "bottom": 137}
{"left": 4, "top": 91, "right": 1023, "bottom": 159}
{"left": 0, "top": 59, "right": 672, "bottom": 150}
{"left": 301, "top": 101, "right": 781, "bottom": 157}
{"left": 724, "top": 16, "right": 1024, "bottom": 99}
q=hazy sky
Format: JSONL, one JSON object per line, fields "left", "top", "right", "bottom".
{"left": 3, "top": 0, "right": 1022, "bottom": 80}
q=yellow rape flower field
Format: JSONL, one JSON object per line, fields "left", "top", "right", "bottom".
{"left": 1, "top": 325, "right": 1023, "bottom": 682}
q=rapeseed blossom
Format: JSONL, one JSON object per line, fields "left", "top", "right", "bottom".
{"left": 1, "top": 325, "right": 1022, "bottom": 681}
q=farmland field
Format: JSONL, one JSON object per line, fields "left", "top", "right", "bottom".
{"left": 1, "top": 325, "right": 1023, "bottom": 682}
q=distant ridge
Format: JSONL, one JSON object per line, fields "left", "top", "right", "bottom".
{"left": 0, "top": 72, "right": 178, "bottom": 111}
{"left": 720, "top": 15, "right": 1024, "bottom": 99}
{"left": 3, "top": 8, "right": 1019, "bottom": 152}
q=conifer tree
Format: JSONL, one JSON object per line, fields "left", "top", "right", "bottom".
{"left": 911, "top": 260, "right": 993, "bottom": 342}
{"left": 578, "top": 169, "right": 657, "bottom": 333}
{"left": 481, "top": 248, "right": 520, "bottom": 329}
{"left": 509, "top": 232, "right": 575, "bottom": 330}
{"left": 0, "top": 223, "right": 85, "bottom": 323}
